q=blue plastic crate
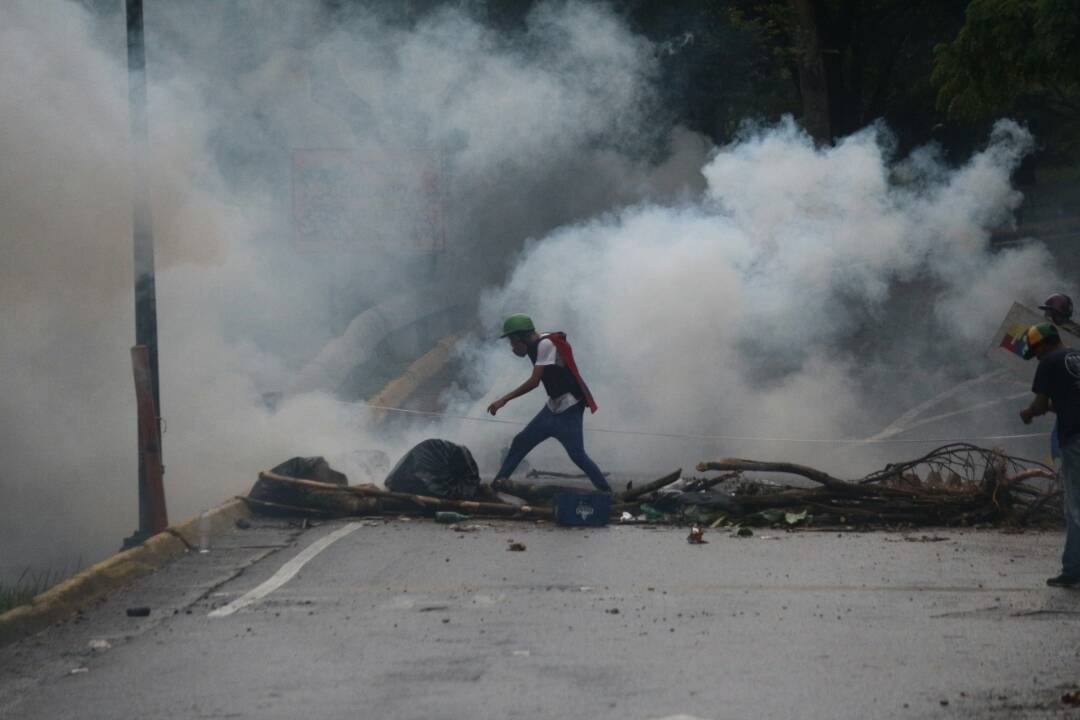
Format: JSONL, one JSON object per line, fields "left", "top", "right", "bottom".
{"left": 553, "top": 491, "right": 611, "bottom": 527}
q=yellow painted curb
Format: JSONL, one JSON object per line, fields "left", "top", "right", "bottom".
{"left": 367, "top": 331, "right": 466, "bottom": 423}
{"left": 0, "top": 497, "right": 252, "bottom": 648}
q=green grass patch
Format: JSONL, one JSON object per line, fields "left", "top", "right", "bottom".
{"left": 0, "top": 567, "right": 74, "bottom": 614}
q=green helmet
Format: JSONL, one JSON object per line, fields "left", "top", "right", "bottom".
{"left": 500, "top": 313, "right": 535, "bottom": 338}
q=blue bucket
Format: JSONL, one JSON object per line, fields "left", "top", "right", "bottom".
{"left": 553, "top": 492, "right": 611, "bottom": 527}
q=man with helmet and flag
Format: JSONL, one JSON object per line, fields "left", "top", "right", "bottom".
{"left": 1018, "top": 321, "right": 1080, "bottom": 587}
{"left": 487, "top": 314, "right": 611, "bottom": 493}
{"left": 1037, "top": 293, "right": 1080, "bottom": 460}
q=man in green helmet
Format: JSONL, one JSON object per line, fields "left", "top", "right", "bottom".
{"left": 487, "top": 314, "right": 611, "bottom": 492}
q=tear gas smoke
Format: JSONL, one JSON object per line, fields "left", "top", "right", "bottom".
{"left": 0, "top": 0, "right": 1070, "bottom": 582}
{"left": 446, "top": 119, "right": 1068, "bottom": 476}
{"left": 0, "top": 0, "right": 700, "bottom": 580}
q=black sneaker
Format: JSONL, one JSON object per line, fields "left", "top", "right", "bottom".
{"left": 1046, "top": 574, "right": 1080, "bottom": 588}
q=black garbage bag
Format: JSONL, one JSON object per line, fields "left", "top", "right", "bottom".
{"left": 269, "top": 456, "right": 348, "bottom": 486}
{"left": 385, "top": 439, "right": 481, "bottom": 499}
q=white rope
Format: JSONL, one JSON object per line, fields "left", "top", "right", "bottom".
{"left": 359, "top": 401, "right": 1047, "bottom": 446}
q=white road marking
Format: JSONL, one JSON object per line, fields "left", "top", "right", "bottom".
{"left": 208, "top": 523, "right": 360, "bottom": 618}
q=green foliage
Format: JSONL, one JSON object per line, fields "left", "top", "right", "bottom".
{"left": 0, "top": 567, "right": 70, "bottom": 614}
{"left": 933, "top": 0, "right": 1080, "bottom": 121}
{"left": 728, "top": 0, "right": 969, "bottom": 145}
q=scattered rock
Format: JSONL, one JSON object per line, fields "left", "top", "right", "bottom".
{"left": 507, "top": 542, "right": 526, "bottom": 552}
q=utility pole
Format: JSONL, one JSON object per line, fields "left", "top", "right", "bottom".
{"left": 123, "top": 0, "right": 167, "bottom": 548}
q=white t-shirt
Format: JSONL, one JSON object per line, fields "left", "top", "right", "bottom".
{"left": 534, "top": 337, "right": 580, "bottom": 414}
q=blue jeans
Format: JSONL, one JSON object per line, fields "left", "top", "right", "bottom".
{"left": 1061, "top": 438, "right": 1080, "bottom": 578}
{"left": 496, "top": 402, "right": 611, "bottom": 492}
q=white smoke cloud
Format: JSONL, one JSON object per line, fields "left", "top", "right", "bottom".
{"left": 0, "top": 0, "right": 1069, "bottom": 583}
{"left": 0, "top": 0, "right": 701, "bottom": 579}
{"left": 455, "top": 117, "right": 1066, "bottom": 478}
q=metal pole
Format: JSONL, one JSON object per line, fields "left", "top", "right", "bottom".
{"left": 124, "top": 0, "right": 164, "bottom": 547}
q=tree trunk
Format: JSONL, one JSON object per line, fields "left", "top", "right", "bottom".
{"left": 790, "top": 0, "right": 831, "bottom": 144}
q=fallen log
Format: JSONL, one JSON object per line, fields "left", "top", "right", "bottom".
{"left": 683, "top": 471, "right": 742, "bottom": 492}
{"left": 489, "top": 477, "right": 586, "bottom": 503}
{"left": 241, "top": 496, "right": 342, "bottom": 518}
{"left": 526, "top": 469, "right": 612, "bottom": 480}
{"left": 618, "top": 469, "right": 683, "bottom": 502}
{"left": 696, "top": 460, "right": 847, "bottom": 490}
{"left": 251, "top": 471, "right": 551, "bottom": 520}
{"left": 492, "top": 468, "right": 682, "bottom": 505}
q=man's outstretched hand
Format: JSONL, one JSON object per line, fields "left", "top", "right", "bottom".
{"left": 488, "top": 398, "right": 506, "bottom": 416}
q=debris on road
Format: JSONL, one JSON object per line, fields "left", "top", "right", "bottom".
{"left": 507, "top": 541, "right": 526, "bottom": 552}
{"left": 553, "top": 491, "right": 610, "bottom": 526}
{"left": 384, "top": 439, "right": 481, "bottom": 499}
{"left": 695, "top": 443, "right": 1060, "bottom": 528}
{"left": 247, "top": 471, "right": 551, "bottom": 519}
{"left": 435, "top": 511, "right": 471, "bottom": 523}
{"left": 125, "top": 607, "right": 150, "bottom": 617}
{"left": 686, "top": 527, "right": 707, "bottom": 544}
{"left": 245, "top": 442, "right": 1059, "bottom": 531}
{"left": 526, "top": 468, "right": 611, "bottom": 480}
{"left": 269, "top": 456, "right": 348, "bottom": 486}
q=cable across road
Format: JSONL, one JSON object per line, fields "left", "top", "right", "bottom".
{"left": 358, "top": 401, "right": 1047, "bottom": 446}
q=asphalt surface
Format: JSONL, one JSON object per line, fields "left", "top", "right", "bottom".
{"left": 2, "top": 517, "right": 1079, "bottom": 720}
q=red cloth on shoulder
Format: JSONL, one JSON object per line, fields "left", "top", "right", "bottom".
{"left": 541, "top": 332, "right": 598, "bottom": 413}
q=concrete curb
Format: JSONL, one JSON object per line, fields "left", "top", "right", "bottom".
{"left": 367, "top": 331, "right": 466, "bottom": 423}
{"left": 0, "top": 497, "right": 252, "bottom": 648}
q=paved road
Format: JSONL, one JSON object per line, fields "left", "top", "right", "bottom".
{"left": 1, "top": 518, "right": 1078, "bottom": 719}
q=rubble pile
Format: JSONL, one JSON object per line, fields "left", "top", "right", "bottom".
{"left": 244, "top": 443, "right": 1061, "bottom": 529}
{"left": 693, "top": 443, "right": 1061, "bottom": 528}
